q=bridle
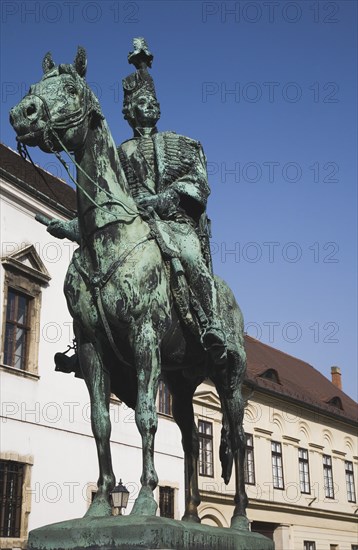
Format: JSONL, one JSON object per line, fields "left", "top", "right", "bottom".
{"left": 17, "top": 75, "right": 138, "bottom": 221}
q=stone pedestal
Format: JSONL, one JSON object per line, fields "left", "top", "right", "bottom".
{"left": 28, "top": 515, "right": 274, "bottom": 550}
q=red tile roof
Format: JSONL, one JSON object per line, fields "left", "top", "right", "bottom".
{"left": 0, "top": 142, "right": 76, "bottom": 215}
{"left": 244, "top": 335, "right": 357, "bottom": 425}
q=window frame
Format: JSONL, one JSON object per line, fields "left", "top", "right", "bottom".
{"left": 1, "top": 246, "right": 50, "bottom": 378}
{"left": 159, "top": 485, "right": 175, "bottom": 519}
{"left": 0, "top": 454, "right": 33, "bottom": 547}
{"left": 298, "top": 447, "right": 311, "bottom": 494}
{"left": 0, "top": 460, "right": 24, "bottom": 538}
{"left": 345, "top": 460, "right": 356, "bottom": 503}
{"left": 157, "top": 379, "right": 173, "bottom": 417}
{"left": 323, "top": 454, "right": 335, "bottom": 499}
{"left": 271, "top": 440, "right": 284, "bottom": 490}
{"left": 3, "top": 288, "right": 32, "bottom": 371}
{"left": 304, "top": 542, "right": 316, "bottom": 550}
{"left": 244, "top": 433, "right": 255, "bottom": 485}
{"left": 198, "top": 419, "right": 214, "bottom": 478}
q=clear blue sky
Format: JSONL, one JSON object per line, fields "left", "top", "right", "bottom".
{"left": 1, "top": 1, "right": 357, "bottom": 400}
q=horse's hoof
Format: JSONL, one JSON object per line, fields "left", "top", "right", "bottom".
{"left": 130, "top": 487, "right": 158, "bottom": 516}
{"left": 231, "top": 514, "right": 249, "bottom": 530}
{"left": 182, "top": 513, "right": 201, "bottom": 523}
{"left": 84, "top": 497, "right": 112, "bottom": 518}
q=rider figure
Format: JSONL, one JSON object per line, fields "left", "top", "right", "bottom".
{"left": 118, "top": 38, "right": 226, "bottom": 364}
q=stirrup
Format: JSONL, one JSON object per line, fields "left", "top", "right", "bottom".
{"left": 54, "top": 352, "right": 79, "bottom": 374}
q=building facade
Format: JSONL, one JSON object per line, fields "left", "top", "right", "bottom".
{"left": 194, "top": 340, "right": 357, "bottom": 550}
{"left": 1, "top": 144, "right": 357, "bottom": 549}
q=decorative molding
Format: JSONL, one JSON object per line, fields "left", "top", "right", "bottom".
{"left": 332, "top": 449, "right": 347, "bottom": 457}
{"left": 1, "top": 244, "right": 51, "bottom": 284}
{"left": 283, "top": 435, "right": 300, "bottom": 444}
{"left": 309, "top": 443, "right": 324, "bottom": 450}
{"left": 0, "top": 452, "right": 34, "bottom": 465}
{"left": 254, "top": 427, "right": 273, "bottom": 436}
{"left": 0, "top": 364, "right": 40, "bottom": 380}
{"left": 193, "top": 390, "right": 222, "bottom": 412}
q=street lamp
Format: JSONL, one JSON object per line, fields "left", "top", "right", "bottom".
{"left": 110, "top": 479, "right": 130, "bottom": 514}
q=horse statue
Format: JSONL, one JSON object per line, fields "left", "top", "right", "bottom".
{"left": 10, "top": 47, "right": 248, "bottom": 530}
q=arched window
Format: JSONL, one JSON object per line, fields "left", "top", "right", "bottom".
{"left": 259, "top": 369, "right": 281, "bottom": 384}
{"left": 327, "top": 396, "right": 343, "bottom": 410}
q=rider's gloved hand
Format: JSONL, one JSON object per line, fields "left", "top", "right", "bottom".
{"left": 138, "top": 189, "right": 179, "bottom": 218}
{"left": 47, "top": 218, "right": 80, "bottom": 242}
{"left": 47, "top": 219, "right": 69, "bottom": 239}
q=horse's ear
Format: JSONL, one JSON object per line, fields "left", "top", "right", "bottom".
{"left": 42, "top": 52, "right": 55, "bottom": 74}
{"left": 74, "top": 46, "right": 87, "bottom": 77}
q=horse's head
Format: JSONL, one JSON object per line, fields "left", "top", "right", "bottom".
{"left": 10, "top": 47, "right": 103, "bottom": 153}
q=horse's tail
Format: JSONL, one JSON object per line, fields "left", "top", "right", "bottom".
{"left": 219, "top": 409, "right": 234, "bottom": 485}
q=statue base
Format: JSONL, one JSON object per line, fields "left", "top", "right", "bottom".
{"left": 28, "top": 515, "right": 274, "bottom": 549}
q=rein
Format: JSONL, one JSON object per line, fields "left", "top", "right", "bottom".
{"left": 19, "top": 87, "right": 138, "bottom": 221}
{"left": 51, "top": 130, "right": 138, "bottom": 221}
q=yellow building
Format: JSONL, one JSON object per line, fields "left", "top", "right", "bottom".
{"left": 194, "top": 336, "right": 357, "bottom": 550}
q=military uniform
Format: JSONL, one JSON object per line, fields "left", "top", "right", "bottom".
{"left": 118, "top": 129, "right": 225, "bottom": 357}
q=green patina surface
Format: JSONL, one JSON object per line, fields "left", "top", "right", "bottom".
{"left": 28, "top": 516, "right": 273, "bottom": 550}
{"left": 9, "top": 39, "right": 269, "bottom": 548}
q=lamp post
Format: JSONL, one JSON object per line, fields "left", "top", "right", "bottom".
{"left": 110, "top": 479, "right": 130, "bottom": 515}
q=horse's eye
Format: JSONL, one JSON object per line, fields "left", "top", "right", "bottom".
{"left": 67, "top": 86, "right": 77, "bottom": 96}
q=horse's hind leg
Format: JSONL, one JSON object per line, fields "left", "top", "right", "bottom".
{"left": 213, "top": 349, "right": 249, "bottom": 530}
{"left": 130, "top": 320, "right": 160, "bottom": 516}
{"left": 76, "top": 326, "right": 115, "bottom": 517}
{"left": 167, "top": 375, "right": 201, "bottom": 523}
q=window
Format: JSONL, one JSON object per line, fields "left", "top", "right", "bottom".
{"left": 304, "top": 542, "right": 316, "bottom": 550}
{"left": 260, "top": 368, "right": 281, "bottom": 383}
{"left": 298, "top": 448, "right": 311, "bottom": 494}
{"left": 345, "top": 461, "right": 356, "bottom": 502}
{"left": 198, "top": 420, "right": 214, "bottom": 477}
{"left": 1, "top": 245, "right": 50, "bottom": 376}
{"left": 323, "top": 455, "right": 334, "bottom": 499}
{"left": 271, "top": 441, "right": 284, "bottom": 489}
{"left": 244, "top": 433, "right": 255, "bottom": 485}
{"left": 158, "top": 380, "right": 172, "bottom": 416}
{"left": 327, "top": 396, "right": 343, "bottom": 410}
{"left": 0, "top": 460, "right": 25, "bottom": 538}
{"left": 3, "top": 289, "right": 31, "bottom": 370}
{"left": 159, "top": 486, "right": 174, "bottom": 518}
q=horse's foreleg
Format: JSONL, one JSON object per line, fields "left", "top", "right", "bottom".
{"left": 170, "top": 380, "right": 201, "bottom": 523}
{"left": 130, "top": 320, "right": 160, "bottom": 516}
{"left": 76, "top": 330, "right": 115, "bottom": 517}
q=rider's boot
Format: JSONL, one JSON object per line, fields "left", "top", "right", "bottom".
{"left": 194, "top": 272, "right": 227, "bottom": 365}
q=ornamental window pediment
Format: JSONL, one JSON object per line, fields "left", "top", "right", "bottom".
{"left": 1, "top": 244, "right": 51, "bottom": 377}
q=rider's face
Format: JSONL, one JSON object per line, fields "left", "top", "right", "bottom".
{"left": 131, "top": 93, "right": 160, "bottom": 127}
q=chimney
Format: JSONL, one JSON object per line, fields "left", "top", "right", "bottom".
{"left": 331, "top": 366, "right": 342, "bottom": 390}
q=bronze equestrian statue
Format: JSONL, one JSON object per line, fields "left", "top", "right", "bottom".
{"left": 10, "top": 40, "right": 248, "bottom": 530}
